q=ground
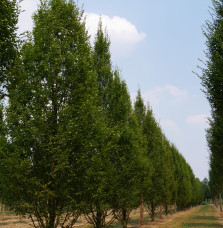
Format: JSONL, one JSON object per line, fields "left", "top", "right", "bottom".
{"left": 0, "top": 204, "right": 222, "bottom": 227}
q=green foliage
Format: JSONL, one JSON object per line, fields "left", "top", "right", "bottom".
{"left": 200, "top": 0, "right": 223, "bottom": 198}
{"left": 207, "top": 114, "right": 223, "bottom": 196}
{"left": 0, "top": 1, "right": 205, "bottom": 227}
{"left": 200, "top": 0, "right": 223, "bottom": 117}
{"left": 0, "top": 0, "right": 19, "bottom": 98}
{"left": 201, "top": 178, "right": 211, "bottom": 200}
{"left": 0, "top": 0, "right": 103, "bottom": 227}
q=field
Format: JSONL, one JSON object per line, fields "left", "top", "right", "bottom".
{"left": 0, "top": 205, "right": 222, "bottom": 228}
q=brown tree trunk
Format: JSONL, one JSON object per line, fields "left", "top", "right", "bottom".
{"left": 174, "top": 202, "right": 177, "bottom": 213}
{"left": 215, "top": 197, "right": 218, "bottom": 208}
{"left": 159, "top": 204, "right": 163, "bottom": 219}
{"left": 170, "top": 205, "right": 173, "bottom": 215}
{"left": 2, "top": 204, "right": 4, "bottom": 220}
{"left": 151, "top": 203, "right": 155, "bottom": 222}
{"left": 165, "top": 204, "right": 168, "bottom": 216}
{"left": 140, "top": 194, "right": 144, "bottom": 225}
{"left": 122, "top": 209, "right": 128, "bottom": 228}
{"left": 219, "top": 193, "right": 222, "bottom": 212}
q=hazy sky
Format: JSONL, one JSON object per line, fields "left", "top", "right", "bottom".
{"left": 18, "top": 0, "right": 213, "bottom": 180}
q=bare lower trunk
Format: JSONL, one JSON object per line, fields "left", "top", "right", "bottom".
{"left": 2, "top": 204, "right": 4, "bottom": 220}
{"left": 159, "top": 205, "right": 162, "bottom": 219}
{"left": 122, "top": 209, "right": 128, "bottom": 228}
{"left": 164, "top": 204, "right": 168, "bottom": 216}
{"left": 215, "top": 197, "right": 218, "bottom": 208}
{"left": 140, "top": 194, "right": 144, "bottom": 225}
{"left": 170, "top": 205, "right": 173, "bottom": 215}
{"left": 151, "top": 203, "right": 155, "bottom": 222}
{"left": 174, "top": 202, "right": 177, "bottom": 213}
{"left": 219, "top": 193, "right": 222, "bottom": 212}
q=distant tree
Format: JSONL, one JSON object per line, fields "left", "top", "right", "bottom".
{"left": 201, "top": 178, "right": 211, "bottom": 201}
{"left": 142, "top": 105, "right": 166, "bottom": 221}
{"left": 176, "top": 158, "right": 193, "bottom": 210}
{"left": 133, "top": 90, "right": 151, "bottom": 225}
{"left": 0, "top": 0, "right": 104, "bottom": 227}
{"left": 108, "top": 72, "right": 144, "bottom": 228}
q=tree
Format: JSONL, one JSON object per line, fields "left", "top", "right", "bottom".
{"left": 201, "top": 178, "right": 211, "bottom": 201}
{"left": 0, "top": 0, "right": 103, "bottom": 227}
{"left": 200, "top": 0, "right": 223, "bottom": 118}
{"left": 108, "top": 72, "right": 144, "bottom": 228}
{"left": 0, "top": 0, "right": 19, "bottom": 98}
{"left": 83, "top": 21, "right": 115, "bottom": 228}
{"left": 206, "top": 114, "right": 223, "bottom": 211}
{"left": 142, "top": 105, "right": 166, "bottom": 221}
{"left": 133, "top": 90, "right": 151, "bottom": 225}
{"left": 199, "top": 0, "right": 223, "bottom": 211}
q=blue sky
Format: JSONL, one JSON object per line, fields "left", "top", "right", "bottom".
{"left": 18, "top": 0, "right": 212, "bottom": 180}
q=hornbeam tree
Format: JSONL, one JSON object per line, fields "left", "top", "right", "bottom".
{"left": 83, "top": 21, "right": 116, "bottom": 228}
{"left": 200, "top": 0, "right": 223, "bottom": 209}
{"left": 107, "top": 72, "right": 146, "bottom": 228}
{"left": 0, "top": 0, "right": 105, "bottom": 227}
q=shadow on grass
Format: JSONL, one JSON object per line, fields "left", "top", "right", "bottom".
{"left": 192, "top": 216, "right": 217, "bottom": 221}
{"left": 183, "top": 222, "right": 223, "bottom": 227}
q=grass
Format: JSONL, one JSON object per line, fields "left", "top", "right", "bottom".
{"left": 157, "top": 205, "right": 223, "bottom": 228}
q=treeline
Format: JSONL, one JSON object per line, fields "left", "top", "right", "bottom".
{"left": 0, "top": 0, "right": 204, "bottom": 227}
{"left": 199, "top": 0, "right": 223, "bottom": 212}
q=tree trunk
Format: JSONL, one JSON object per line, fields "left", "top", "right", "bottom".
{"left": 165, "top": 204, "right": 168, "bottom": 216}
{"left": 2, "top": 204, "right": 4, "bottom": 220}
{"left": 122, "top": 209, "right": 128, "bottom": 228}
{"left": 219, "top": 193, "right": 222, "bottom": 212}
{"left": 95, "top": 210, "right": 103, "bottom": 228}
{"left": 47, "top": 199, "right": 56, "bottom": 228}
{"left": 174, "top": 202, "right": 177, "bottom": 213}
{"left": 140, "top": 194, "right": 144, "bottom": 225}
{"left": 151, "top": 203, "right": 155, "bottom": 222}
{"left": 170, "top": 205, "right": 173, "bottom": 215}
{"left": 215, "top": 197, "right": 218, "bottom": 208}
{"left": 159, "top": 204, "right": 162, "bottom": 219}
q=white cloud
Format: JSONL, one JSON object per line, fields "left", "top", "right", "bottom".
{"left": 160, "top": 119, "right": 181, "bottom": 133}
{"left": 132, "top": 84, "right": 188, "bottom": 107}
{"left": 84, "top": 13, "right": 146, "bottom": 58}
{"left": 186, "top": 114, "right": 209, "bottom": 125}
{"left": 17, "top": 3, "right": 146, "bottom": 58}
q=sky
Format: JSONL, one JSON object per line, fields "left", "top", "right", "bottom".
{"left": 18, "top": 0, "right": 213, "bottom": 180}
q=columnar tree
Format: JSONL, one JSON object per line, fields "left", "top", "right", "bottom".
{"left": 200, "top": 0, "right": 223, "bottom": 204}
{"left": 142, "top": 105, "right": 166, "bottom": 221}
{"left": 133, "top": 90, "right": 151, "bottom": 225}
{"left": 0, "top": 0, "right": 104, "bottom": 227}
{"left": 83, "top": 21, "right": 115, "bottom": 228}
{"left": 108, "top": 72, "right": 144, "bottom": 228}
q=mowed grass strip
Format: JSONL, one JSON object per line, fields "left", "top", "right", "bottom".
{"left": 158, "top": 204, "right": 222, "bottom": 228}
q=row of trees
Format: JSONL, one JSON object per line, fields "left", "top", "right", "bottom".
{"left": 0, "top": 0, "right": 204, "bottom": 227}
{"left": 199, "top": 0, "right": 223, "bottom": 211}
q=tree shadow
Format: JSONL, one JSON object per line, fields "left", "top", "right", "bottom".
{"left": 192, "top": 216, "right": 217, "bottom": 221}
{"left": 183, "top": 222, "right": 223, "bottom": 227}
